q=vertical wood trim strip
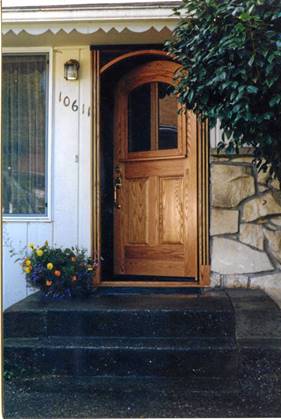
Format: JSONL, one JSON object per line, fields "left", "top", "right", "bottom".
{"left": 202, "top": 120, "right": 206, "bottom": 265}
{"left": 197, "top": 117, "right": 210, "bottom": 285}
{"left": 205, "top": 120, "right": 210, "bottom": 264}
{"left": 151, "top": 82, "right": 158, "bottom": 151}
{"left": 184, "top": 110, "right": 198, "bottom": 278}
{"left": 197, "top": 118, "right": 202, "bottom": 279}
{"left": 92, "top": 49, "right": 101, "bottom": 285}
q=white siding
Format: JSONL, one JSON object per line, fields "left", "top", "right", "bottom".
{"left": 3, "top": 0, "right": 179, "bottom": 6}
{"left": 3, "top": 46, "right": 92, "bottom": 309}
{"left": 210, "top": 120, "right": 223, "bottom": 149}
{"left": 78, "top": 48, "right": 92, "bottom": 249}
{"left": 3, "top": 223, "right": 28, "bottom": 309}
{"left": 52, "top": 48, "right": 80, "bottom": 247}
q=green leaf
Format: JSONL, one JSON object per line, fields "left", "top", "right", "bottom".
{"left": 187, "top": 90, "right": 194, "bottom": 102}
{"left": 246, "top": 86, "right": 258, "bottom": 94}
{"left": 269, "top": 96, "right": 281, "bottom": 107}
{"left": 248, "top": 55, "right": 255, "bottom": 66}
{"left": 239, "top": 12, "right": 251, "bottom": 21}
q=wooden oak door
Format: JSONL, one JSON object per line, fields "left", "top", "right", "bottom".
{"left": 113, "top": 60, "right": 198, "bottom": 278}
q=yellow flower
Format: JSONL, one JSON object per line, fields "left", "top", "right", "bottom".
{"left": 24, "top": 267, "right": 32, "bottom": 273}
{"left": 28, "top": 243, "right": 35, "bottom": 250}
{"left": 25, "top": 259, "right": 32, "bottom": 266}
{"left": 47, "top": 263, "right": 54, "bottom": 270}
{"left": 36, "top": 249, "right": 44, "bottom": 257}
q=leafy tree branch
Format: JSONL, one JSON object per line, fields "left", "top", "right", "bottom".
{"left": 167, "top": 0, "right": 281, "bottom": 184}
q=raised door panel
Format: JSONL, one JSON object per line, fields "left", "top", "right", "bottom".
{"left": 159, "top": 176, "right": 184, "bottom": 245}
{"left": 124, "top": 259, "right": 185, "bottom": 277}
{"left": 125, "top": 245, "right": 184, "bottom": 261}
{"left": 126, "top": 178, "right": 149, "bottom": 245}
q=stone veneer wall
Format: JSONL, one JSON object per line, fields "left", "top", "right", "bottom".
{"left": 210, "top": 150, "right": 281, "bottom": 292}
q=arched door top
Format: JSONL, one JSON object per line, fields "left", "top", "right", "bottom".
{"left": 114, "top": 60, "right": 186, "bottom": 161}
{"left": 116, "top": 60, "right": 181, "bottom": 95}
{"left": 100, "top": 49, "right": 172, "bottom": 75}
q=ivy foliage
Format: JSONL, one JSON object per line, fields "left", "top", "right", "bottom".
{"left": 166, "top": 0, "right": 281, "bottom": 183}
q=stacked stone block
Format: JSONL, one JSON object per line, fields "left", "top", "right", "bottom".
{"left": 210, "top": 152, "right": 281, "bottom": 291}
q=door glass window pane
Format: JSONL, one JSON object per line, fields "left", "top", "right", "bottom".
{"left": 128, "top": 83, "right": 151, "bottom": 152}
{"left": 127, "top": 82, "right": 178, "bottom": 154}
{"left": 2, "top": 54, "right": 48, "bottom": 216}
{"left": 158, "top": 83, "right": 178, "bottom": 150}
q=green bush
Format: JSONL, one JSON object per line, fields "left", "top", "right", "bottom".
{"left": 167, "top": 0, "right": 281, "bottom": 184}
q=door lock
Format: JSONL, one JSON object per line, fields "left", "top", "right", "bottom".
{"left": 113, "top": 166, "right": 122, "bottom": 209}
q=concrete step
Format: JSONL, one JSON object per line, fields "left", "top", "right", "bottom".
{"left": 4, "top": 288, "right": 281, "bottom": 418}
{"left": 5, "top": 336, "right": 237, "bottom": 378}
{"left": 9, "top": 375, "right": 265, "bottom": 418}
{"left": 6, "top": 374, "right": 241, "bottom": 394}
{"left": 4, "top": 289, "right": 235, "bottom": 338}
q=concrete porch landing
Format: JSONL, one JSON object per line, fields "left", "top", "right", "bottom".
{"left": 4, "top": 288, "right": 281, "bottom": 418}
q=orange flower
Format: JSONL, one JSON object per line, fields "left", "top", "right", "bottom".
{"left": 46, "top": 280, "right": 52, "bottom": 287}
{"left": 54, "top": 270, "right": 61, "bottom": 277}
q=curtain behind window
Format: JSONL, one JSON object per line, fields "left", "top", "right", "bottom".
{"left": 2, "top": 54, "right": 48, "bottom": 215}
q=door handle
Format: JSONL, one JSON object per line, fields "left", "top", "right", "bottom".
{"left": 114, "top": 167, "right": 122, "bottom": 209}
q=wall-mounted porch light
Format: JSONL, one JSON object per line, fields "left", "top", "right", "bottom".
{"left": 64, "top": 59, "right": 80, "bottom": 81}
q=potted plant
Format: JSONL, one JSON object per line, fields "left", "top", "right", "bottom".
{"left": 18, "top": 242, "right": 98, "bottom": 300}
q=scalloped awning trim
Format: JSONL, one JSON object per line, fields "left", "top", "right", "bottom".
{"left": 2, "top": 20, "right": 176, "bottom": 36}
{"left": 2, "top": 1, "right": 179, "bottom": 35}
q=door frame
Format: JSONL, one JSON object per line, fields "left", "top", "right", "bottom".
{"left": 91, "top": 46, "right": 210, "bottom": 287}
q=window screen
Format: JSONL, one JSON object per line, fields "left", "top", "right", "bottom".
{"left": 2, "top": 54, "right": 49, "bottom": 216}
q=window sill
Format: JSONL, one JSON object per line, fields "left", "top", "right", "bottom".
{"left": 3, "top": 216, "right": 52, "bottom": 223}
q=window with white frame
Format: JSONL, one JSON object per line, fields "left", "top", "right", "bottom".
{"left": 2, "top": 53, "right": 49, "bottom": 216}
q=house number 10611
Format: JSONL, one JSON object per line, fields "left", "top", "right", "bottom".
{"left": 59, "top": 92, "right": 91, "bottom": 116}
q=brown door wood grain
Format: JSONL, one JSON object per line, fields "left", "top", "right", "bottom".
{"left": 113, "top": 60, "right": 198, "bottom": 278}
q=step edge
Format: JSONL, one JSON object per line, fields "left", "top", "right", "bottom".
{"left": 5, "top": 336, "right": 237, "bottom": 351}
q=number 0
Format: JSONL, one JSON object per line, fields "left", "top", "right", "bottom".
{"left": 63, "top": 96, "right": 70, "bottom": 107}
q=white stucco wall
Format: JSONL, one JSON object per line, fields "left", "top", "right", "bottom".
{"left": 3, "top": 46, "right": 92, "bottom": 309}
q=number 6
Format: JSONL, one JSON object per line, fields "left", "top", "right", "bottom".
{"left": 72, "top": 100, "right": 78, "bottom": 112}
